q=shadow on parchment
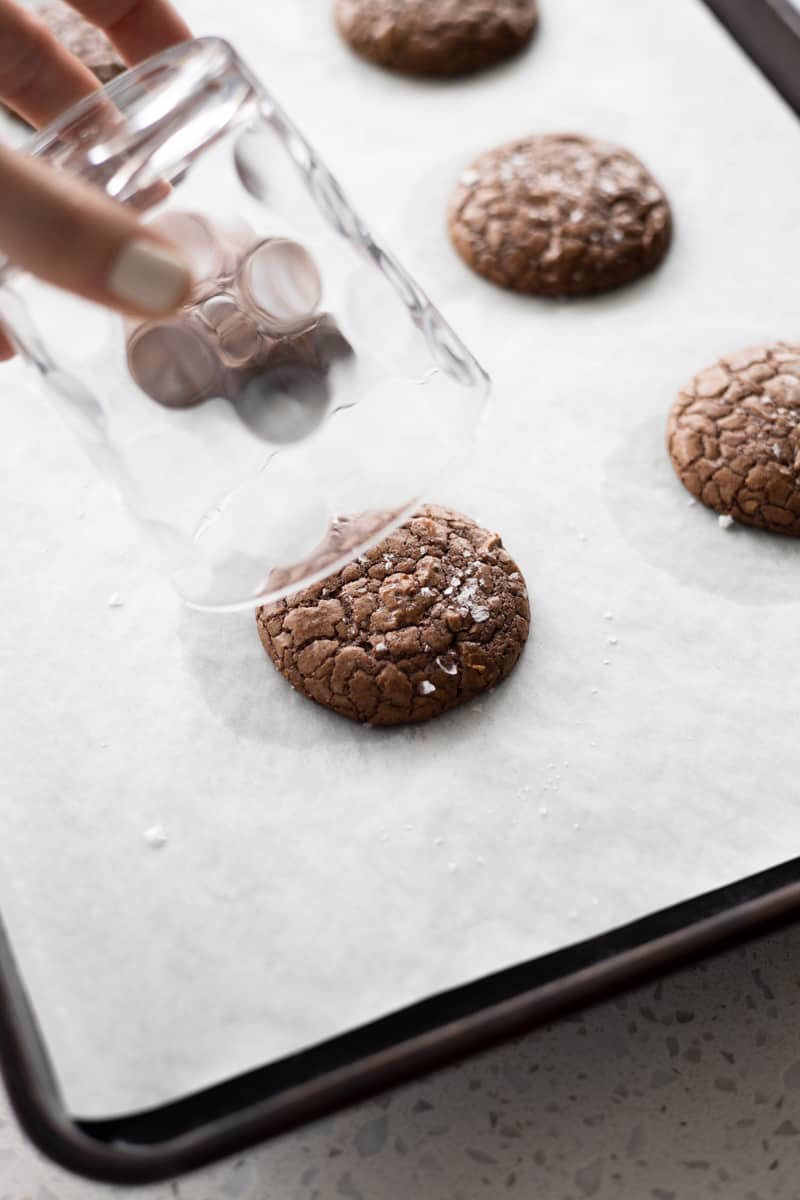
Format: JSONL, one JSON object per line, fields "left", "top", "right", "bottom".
{"left": 176, "top": 605, "right": 356, "bottom": 749}
{"left": 176, "top": 604, "right": 515, "bottom": 750}
{"left": 604, "top": 415, "right": 800, "bottom": 606}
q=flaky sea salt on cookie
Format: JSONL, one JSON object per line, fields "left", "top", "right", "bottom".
{"left": 256, "top": 505, "right": 531, "bottom": 726}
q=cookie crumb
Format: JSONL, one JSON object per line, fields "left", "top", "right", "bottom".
{"left": 718, "top": 514, "right": 735, "bottom": 530}
{"left": 107, "top": 592, "right": 124, "bottom": 608}
{"left": 143, "top": 824, "right": 168, "bottom": 849}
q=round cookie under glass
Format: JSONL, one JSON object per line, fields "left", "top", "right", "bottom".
{"left": 256, "top": 505, "right": 531, "bottom": 726}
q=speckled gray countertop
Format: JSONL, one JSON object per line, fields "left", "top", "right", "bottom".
{"left": 4, "top": 924, "right": 800, "bottom": 1199}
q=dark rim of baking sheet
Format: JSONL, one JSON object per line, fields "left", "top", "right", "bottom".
{"left": 704, "top": 0, "right": 800, "bottom": 116}
{"left": 1, "top": 0, "right": 799, "bottom": 1184}
{"left": 1, "top": 860, "right": 800, "bottom": 1184}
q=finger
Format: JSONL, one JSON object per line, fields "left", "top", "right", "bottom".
{"left": 68, "top": 0, "right": 191, "bottom": 64}
{"left": 0, "top": 0, "right": 100, "bottom": 127}
{"left": 0, "top": 142, "right": 192, "bottom": 318}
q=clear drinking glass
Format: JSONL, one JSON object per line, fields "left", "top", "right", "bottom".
{"left": 0, "top": 38, "right": 489, "bottom": 610}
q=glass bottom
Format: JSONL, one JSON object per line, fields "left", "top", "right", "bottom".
{"left": 180, "top": 500, "right": 419, "bottom": 612}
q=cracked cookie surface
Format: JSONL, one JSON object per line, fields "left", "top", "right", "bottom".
{"left": 256, "top": 505, "right": 531, "bottom": 726}
{"left": 448, "top": 133, "right": 672, "bottom": 297}
{"left": 667, "top": 342, "right": 800, "bottom": 535}
{"left": 334, "top": 0, "right": 538, "bottom": 78}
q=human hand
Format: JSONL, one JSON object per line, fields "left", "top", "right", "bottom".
{"left": 0, "top": 1, "right": 194, "bottom": 361}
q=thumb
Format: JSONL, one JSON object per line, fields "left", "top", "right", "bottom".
{"left": 0, "top": 142, "right": 192, "bottom": 324}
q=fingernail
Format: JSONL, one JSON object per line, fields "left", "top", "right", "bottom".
{"left": 107, "top": 238, "right": 191, "bottom": 315}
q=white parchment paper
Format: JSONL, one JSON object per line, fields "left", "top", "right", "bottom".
{"left": 1, "top": 0, "right": 800, "bottom": 1119}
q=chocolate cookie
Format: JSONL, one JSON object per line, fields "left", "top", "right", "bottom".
{"left": 256, "top": 505, "right": 531, "bottom": 725}
{"left": 334, "top": 0, "right": 538, "bottom": 78}
{"left": 448, "top": 133, "right": 672, "bottom": 297}
{"left": 667, "top": 343, "right": 800, "bottom": 536}
{"left": 2, "top": 1, "right": 125, "bottom": 125}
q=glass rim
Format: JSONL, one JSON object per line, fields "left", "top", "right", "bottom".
{"left": 25, "top": 37, "right": 245, "bottom": 162}
{"left": 0, "top": 34, "right": 491, "bottom": 611}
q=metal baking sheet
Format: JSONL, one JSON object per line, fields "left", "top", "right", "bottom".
{"left": 1, "top": 0, "right": 799, "bottom": 1142}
